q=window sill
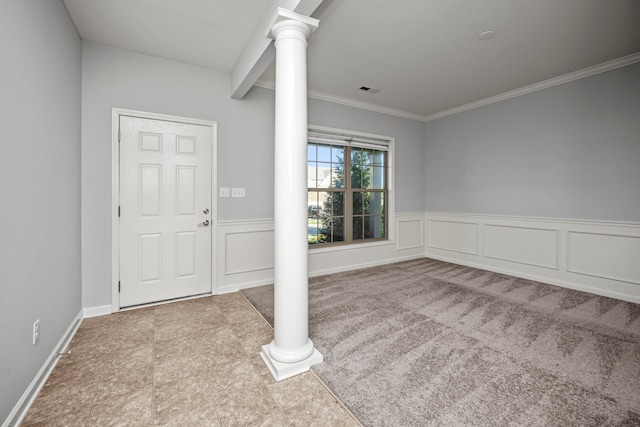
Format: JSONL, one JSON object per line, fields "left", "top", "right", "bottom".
{"left": 308, "top": 239, "right": 395, "bottom": 254}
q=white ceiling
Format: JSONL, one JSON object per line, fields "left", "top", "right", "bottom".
{"left": 64, "top": 0, "right": 640, "bottom": 119}
{"left": 63, "top": 0, "right": 273, "bottom": 72}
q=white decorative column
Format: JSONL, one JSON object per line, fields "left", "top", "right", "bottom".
{"left": 260, "top": 8, "right": 323, "bottom": 381}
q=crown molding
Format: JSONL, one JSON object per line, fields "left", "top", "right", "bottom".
{"left": 255, "top": 52, "right": 640, "bottom": 123}
{"left": 307, "top": 89, "right": 426, "bottom": 122}
{"left": 423, "top": 52, "right": 640, "bottom": 122}
{"left": 254, "top": 78, "right": 276, "bottom": 91}
{"left": 254, "top": 79, "right": 425, "bottom": 122}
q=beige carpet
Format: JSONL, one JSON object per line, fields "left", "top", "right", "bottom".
{"left": 241, "top": 258, "right": 640, "bottom": 426}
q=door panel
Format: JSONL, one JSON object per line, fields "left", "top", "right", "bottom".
{"left": 139, "top": 165, "right": 161, "bottom": 216}
{"left": 119, "top": 116, "right": 212, "bottom": 307}
{"left": 176, "top": 166, "right": 196, "bottom": 215}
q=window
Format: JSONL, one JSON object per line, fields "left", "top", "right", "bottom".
{"left": 307, "top": 127, "right": 391, "bottom": 247}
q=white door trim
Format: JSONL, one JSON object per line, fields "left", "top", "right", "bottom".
{"left": 111, "top": 108, "right": 218, "bottom": 312}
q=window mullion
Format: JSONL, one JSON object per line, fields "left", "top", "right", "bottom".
{"left": 344, "top": 146, "right": 352, "bottom": 243}
{"left": 384, "top": 152, "right": 388, "bottom": 238}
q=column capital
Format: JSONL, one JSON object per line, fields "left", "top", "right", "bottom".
{"left": 266, "top": 7, "right": 319, "bottom": 41}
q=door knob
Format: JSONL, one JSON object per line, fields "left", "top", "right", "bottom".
{"left": 203, "top": 208, "right": 209, "bottom": 214}
{"left": 198, "top": 220, "right": 210, "bottom": 227}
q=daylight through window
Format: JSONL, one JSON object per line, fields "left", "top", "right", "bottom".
{"left": 307, "top": 128, "right": 390, "bottom": 246}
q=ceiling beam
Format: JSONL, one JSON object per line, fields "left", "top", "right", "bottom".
{"left": 230, "top": 0, "right": 324, "bottom": 99}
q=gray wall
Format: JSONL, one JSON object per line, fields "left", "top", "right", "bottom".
{"left": 309, "top": 100, "right": 426, "bottom": 213}
{"left": 81, "top": 41, "right": 276, "bottom": 308}
{"left": 0, "top": 1, "right": 82, "bottom": 423}
{"left": 81, "top": 42, "right": 426, "bottom": 309}
{"left": 424, "top": 63, "right": 640, "bottom": 222}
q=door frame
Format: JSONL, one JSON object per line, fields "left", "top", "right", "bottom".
{"left": 111, "top": 108, "right": 218, "bottom": 312}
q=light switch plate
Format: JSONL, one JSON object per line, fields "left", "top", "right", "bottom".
{"left": 231, "top": 187, "right": 245, "bottom": 198}
{"left": 219, "top": 187, "right": 230, "bottom": 198}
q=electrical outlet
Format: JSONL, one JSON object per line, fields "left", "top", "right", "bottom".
{"left": 33, "top": 319, "right": 40, "bottom": 345}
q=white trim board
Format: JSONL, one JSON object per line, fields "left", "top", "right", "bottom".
{"left": 257, "top": 53, "right": 640, "bottom": 123}
{"left": 423, "top": 52, "right": 640, "bottom": 122}
{"left": 425, "top": 212, "right": 640, "bottom": 304}
{"left": 3, "top": 311, "right": 83, "bottom": 427}
{"left": 425, "top": 252, "right": 640, "bottom": 305}
{"left": 83, "top": 305, "right": 112, "bottom": 318}
{"left": 217, "top": 212, "right": 426, "bottom": 293}
{"left": 255, "top": 79, "right": 425, "bottom": 121}
{"left": 216, "top": 210, "right": 640, "bottom": 304}
{"left": 308, "top": 88, "right": 425, "bottom": 122}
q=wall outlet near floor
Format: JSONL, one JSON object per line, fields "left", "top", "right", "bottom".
{"left": 33, "top": 319, "right": 40, "bottom": 345}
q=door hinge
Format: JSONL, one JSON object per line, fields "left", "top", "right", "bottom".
{"left": 118, "top": 129, "right": 121, "bottom": 142}
{"left": 118, "top": 281, "right": 121, "bottom": 292}
{"left": 118, "top": 206, "right": 121, "bottom": 217}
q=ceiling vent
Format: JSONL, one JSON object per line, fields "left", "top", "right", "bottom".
{"left": 359, "top": 86, "right": 380, "bottom": 94}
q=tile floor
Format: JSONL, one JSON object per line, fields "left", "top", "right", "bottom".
{"left": 21, "top": 293, "right": 360, "bottom": 426}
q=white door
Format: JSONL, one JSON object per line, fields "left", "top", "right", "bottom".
{"left": 119, "top": 115, "right": 212, "bottom": 307}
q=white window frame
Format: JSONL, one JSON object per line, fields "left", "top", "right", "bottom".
{"left": 307, "top": 124, "right": 395, "bottom": 252}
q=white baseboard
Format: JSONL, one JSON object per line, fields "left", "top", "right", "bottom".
{"left": 216, "top": 213, "right": 426, "bottom": 293}
{"left": 82, "top": 304, "right": 112, "bottom": 318}
{"left": 426, "top": 253, "right": 640, "bottom": 304}
{"left": 87, "top": 212, "right": 639, "bottom": 316}
{"left": 217, "top": 278, "right": 276, "bottom": 295}
{"left": 425, "top": 212, "right": 640, "bottom": 304}
{"left": 309, "top": 253, "right": 425, "bottom": 278}
{"left": 221, "top": 253, "right": 426, "bottom": 294}
{"left": 3, "top": 310, "right": 83, "bottom": 427}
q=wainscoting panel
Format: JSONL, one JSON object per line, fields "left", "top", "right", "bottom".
{"left": 425, "top": 212, "right": 640, "bottom": 304}
{"left": 217, "top": 220, "right": 275, "bottom": 293}
{"left": 225, "top": 230, "right": 274, "bottom": 275}
{"left": 484, "top": 224, "right": 558, "bottom": 269}
{"left": 216, "top": 213, "right": 425, "bottom": 294}
{"left": 567, "top": 232, "right": 640, "bottom": 285}
{"left": 216, "top": 214, "right": 640, "bottom": 303}
{"left": 397, "top": 218, "right": 424, "bottom": 250}
{"left": 428, "top": 220, "right": 478, "bottom": 255}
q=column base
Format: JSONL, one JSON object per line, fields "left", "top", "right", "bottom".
{"left": 260, "top": 344, "right": 323, "bottom": 381}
